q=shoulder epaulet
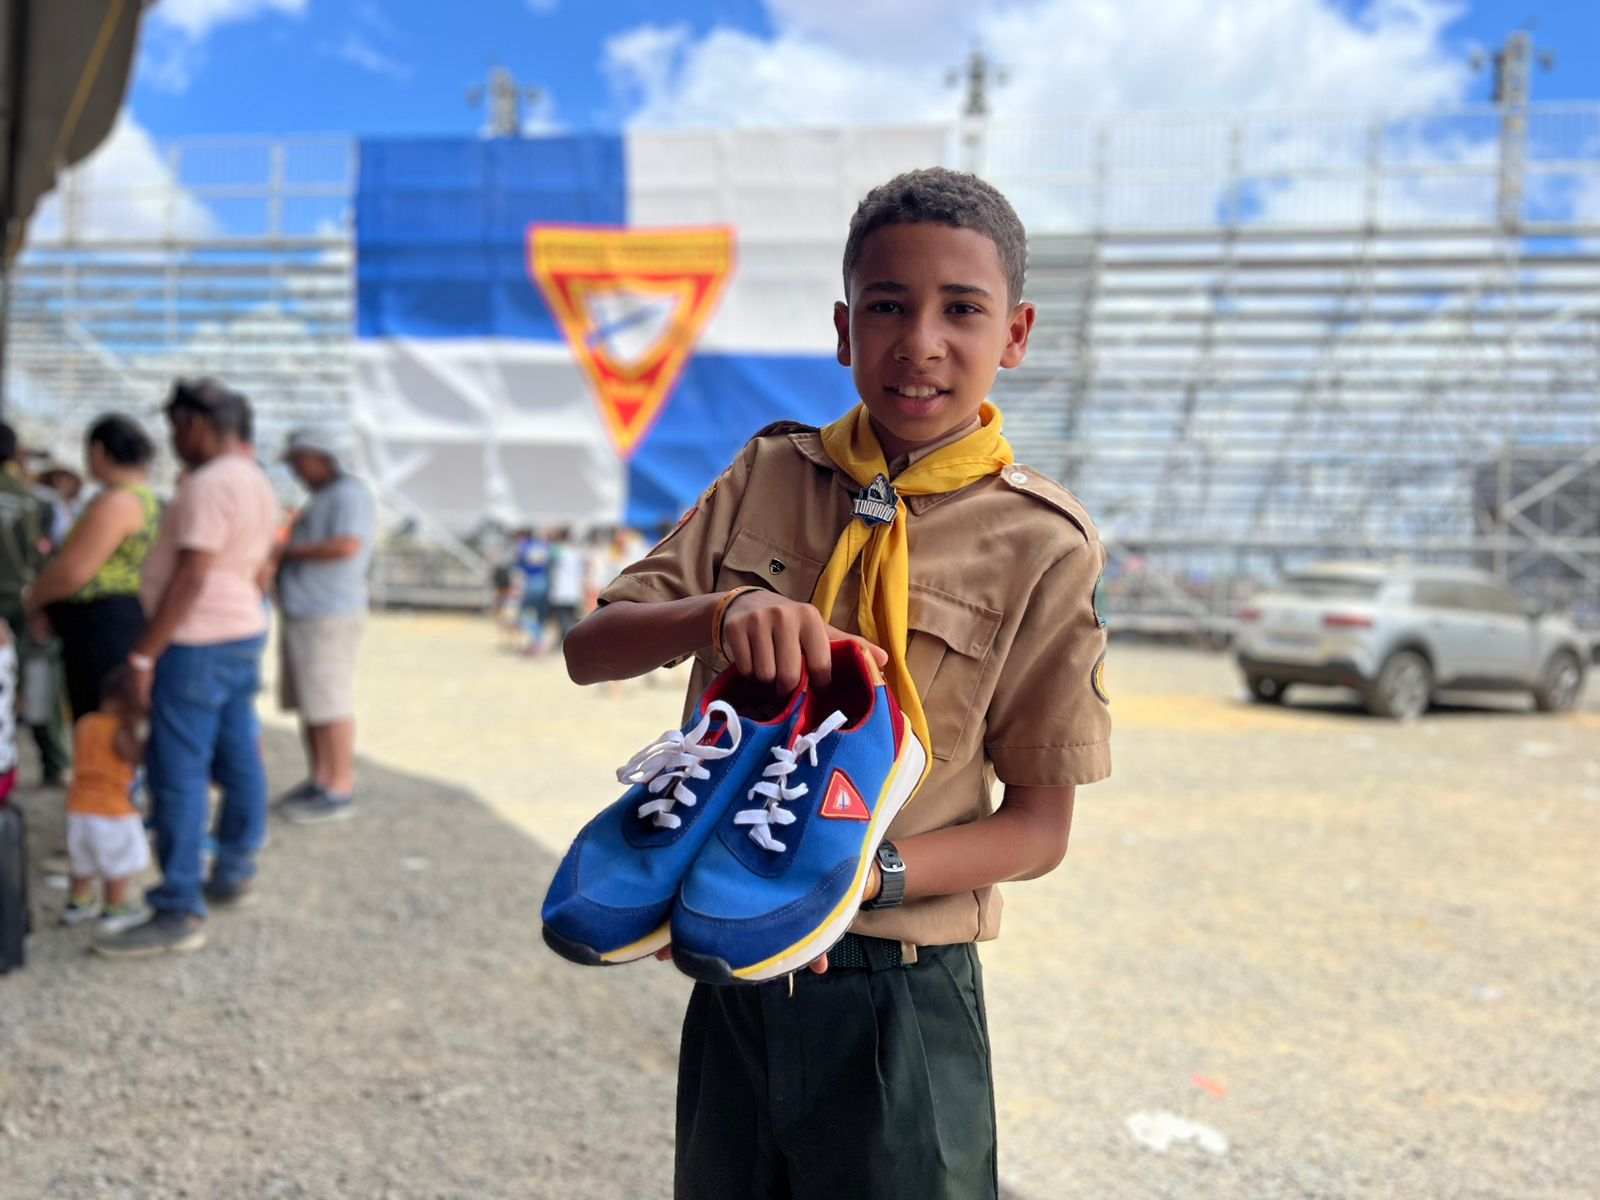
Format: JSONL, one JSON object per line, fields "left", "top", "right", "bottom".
{"left": 747, "top": 420, "right": 819, "bottom": 442}
{"left": 999, "top": 465, "right": 1097, "bottom": 543}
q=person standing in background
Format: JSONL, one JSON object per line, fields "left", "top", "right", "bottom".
{"left": 547, "top": 529, "right": 586, "bottom": 644}
{"left": 514, "top": 528, "right": 552, "bottom": 655}
{"left": 272, "top": 428, "right": 375, "bottom": 825}
{"left": 96, "top": 380, "right": 278, "bottom": 958}
{"left": 25, "top": 415, "right": 160, "bottom": 721}
{"left": 0, "top": 422, "right": 70, "bottom": 786}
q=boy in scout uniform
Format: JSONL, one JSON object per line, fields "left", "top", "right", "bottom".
{"left": 565, "top": 166, "right": 1111, "bottom": 1199}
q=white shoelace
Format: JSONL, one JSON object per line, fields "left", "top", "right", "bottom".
{"left": 734, "top": 710, "right": 849, "bottom": 853}
{"left": 617, "top": 700, "right": 742, "bottom": 829}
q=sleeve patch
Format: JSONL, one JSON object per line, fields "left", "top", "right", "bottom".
{"left": 647, "top": 481, "right": 715, "bottom": 555}
{"left": 1091, "top": 650, "right": 1110, "bottom": 705}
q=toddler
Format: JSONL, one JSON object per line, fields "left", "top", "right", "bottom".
{"left": 62, "top": 668, "right": 150, "bottom": 934}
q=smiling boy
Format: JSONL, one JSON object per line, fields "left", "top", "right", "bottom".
{"left": 565, "top": 167, "right": 1111, "bottom": 1199}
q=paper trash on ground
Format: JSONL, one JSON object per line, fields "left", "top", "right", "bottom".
{"left": 1127, "top": 1111, "right": 1230, "bottom": 1156}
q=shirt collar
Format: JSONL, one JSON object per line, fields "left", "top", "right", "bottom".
{"left": 790, "top": 412, "right": 990, "bottom": 516}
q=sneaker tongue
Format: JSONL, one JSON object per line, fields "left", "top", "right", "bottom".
{"left": 697, "top": 712, "right": 745, "bottom": 750}
{"left": 745, "top": 696, "right": 788, "bottom": 723}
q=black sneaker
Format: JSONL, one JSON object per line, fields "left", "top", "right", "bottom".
{"left": 273, "top": 779, "right": 320, "bottom": 808}
{"left": 93, "top": 910, "right": 207, "bottom": 958}
{"left": 203, "top": 876, "right": 258, "bottom": 910}
{"left": 285, "top": 790, "right": 355, "bottom": 826}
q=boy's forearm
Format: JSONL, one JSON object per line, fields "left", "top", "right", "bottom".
{"left": 564, "top": 594, "right": 725, "bottom": 685}
{"left": 882, "top": 785, "right": 1076, "bottom": 902}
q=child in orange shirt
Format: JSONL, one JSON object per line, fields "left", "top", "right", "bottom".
{"left": 63, "top": 669, "right": 150, "bottom": 934}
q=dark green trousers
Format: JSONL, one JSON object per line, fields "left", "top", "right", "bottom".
{"left": 675, "top": 939, "right": 998, "bottom": 1200}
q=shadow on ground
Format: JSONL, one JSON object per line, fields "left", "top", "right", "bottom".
{"left": 0, "top": 729, "right": 689, "bottom": 1199}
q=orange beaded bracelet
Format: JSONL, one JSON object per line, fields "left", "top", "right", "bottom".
{"left": 711, "top": 586, "right": 763, "bottom": 661}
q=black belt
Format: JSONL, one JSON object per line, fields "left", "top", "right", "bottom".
{"left": 826, "top": 933, "right": 905, "bottom": 970}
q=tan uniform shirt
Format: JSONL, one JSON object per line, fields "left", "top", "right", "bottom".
{"left": 599, "top": 422, "right": 1112, "bottom": 947}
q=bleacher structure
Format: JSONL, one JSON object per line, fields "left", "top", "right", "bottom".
{"left": 5, "top": 102, "right": 1599, "bottom": 629}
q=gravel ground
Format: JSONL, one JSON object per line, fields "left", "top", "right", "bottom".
{"left": 2, "top": 615, "right": 1596, "bottom": 1199}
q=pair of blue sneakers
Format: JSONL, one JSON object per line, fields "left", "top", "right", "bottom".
{"left": 541, "top": 640, "right": 926, "bottom": 984}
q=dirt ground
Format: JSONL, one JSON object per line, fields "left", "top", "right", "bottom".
{"left": 2, "top": 613, "right": 1597, "bottom": 1199}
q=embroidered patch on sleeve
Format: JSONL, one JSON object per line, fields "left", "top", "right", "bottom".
{"left": 647, "top": 480, "right": 715, "bottom": 555}
{"left": 1091, "top": 650, "right": 1110, "bottom": 705}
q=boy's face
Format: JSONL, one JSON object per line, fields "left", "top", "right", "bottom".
{"left": 834, "top": 222, "right": 1034, "bottom": 457}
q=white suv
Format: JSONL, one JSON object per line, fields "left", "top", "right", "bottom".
{"left": 1234, "top": 563, "right": 1589, "bottom": 720}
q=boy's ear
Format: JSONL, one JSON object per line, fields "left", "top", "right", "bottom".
{"left": 1000, "top": 301, "right": 1036, "bottom": 370}
{"left": 832, "top": 301, "right": 851, "bottom": 367}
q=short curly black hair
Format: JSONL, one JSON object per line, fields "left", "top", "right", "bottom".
{"left": 842, "top": 167, "right": 1027, "bottom": 308}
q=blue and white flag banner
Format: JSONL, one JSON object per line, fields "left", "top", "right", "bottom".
{"left": 354, "top": 125, "right": 952, "bottom": 533}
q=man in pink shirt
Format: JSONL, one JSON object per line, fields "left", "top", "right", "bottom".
{"left": 98, "top": 380, "right": 279, "bottom": 957}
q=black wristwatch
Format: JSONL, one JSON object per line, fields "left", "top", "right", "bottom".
{"left": 862, "top": 840, "right": 906, "bottom": 910}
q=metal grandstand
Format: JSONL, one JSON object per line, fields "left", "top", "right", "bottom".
{"left": 5, "top": 95, "right": 1599, "bottom": 630}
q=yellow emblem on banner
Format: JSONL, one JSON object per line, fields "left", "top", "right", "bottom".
{"left": 529, "top": 225, "right": 735, "bottom": 458}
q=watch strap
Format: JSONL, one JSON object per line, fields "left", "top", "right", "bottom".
{"left": 863, "top": 839, "right": 906, "bottom": 910}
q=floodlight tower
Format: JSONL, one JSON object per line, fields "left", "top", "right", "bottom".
{"left": 468, "top": 66, "right": 543, "bottom": 138}
{"left": 947, "top": 45, "right": 1007, "bottom": 174}
{"left": 1471, "top": 30, "right": 1557, "bottom": 228}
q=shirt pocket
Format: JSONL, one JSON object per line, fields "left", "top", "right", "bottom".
{"left": 700, "top": 527, "right": 825, "bottom": 670}
{"left": 712, "top": 526, "right": 823, "bottom": 604}
{"left": 905, "top": 584, "right": 1002, "bottom": 762}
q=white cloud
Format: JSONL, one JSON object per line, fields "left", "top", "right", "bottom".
{"left": 605, "top": 0, "right": 1468, "bottom": 128}
{"left": 521, "top": 90, "right": 565, "bottom": 136}
{"left": 598, "top": 0, "right": 1539, "bottom": 235}
{"left": 151, "top": 0, "right": 308, "bottom": 40}
{"left": 140, "top": 0, "right": 309, "bottom": 93}
{"left": 324, "top": 32, "right": 413, "bottom": 81}
{"left": 25, "top": 113, "right": 217, "bottom": 245}
{"left": 355, "top": 0, "right": 403, "bottom": 41}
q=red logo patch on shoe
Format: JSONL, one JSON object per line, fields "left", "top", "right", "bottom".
{"left": 819, "top": 771, "right": 870, "bottom": 821}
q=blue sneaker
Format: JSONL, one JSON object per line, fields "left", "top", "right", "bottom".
{"left": 669, "top": 641, "right": 927, "bottom": 985}
{"left": 541, "top": 667, "right": 806, "bottom": 966}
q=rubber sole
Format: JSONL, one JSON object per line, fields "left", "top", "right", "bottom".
{"left": 670, "top": 945, "right": 739, "bottom": 985}
{"left": 91, "top": 928, "right": 207, "bottom": 958}
{"left": 541, "top": 919, "right": 670, "bottom": 967}
{"left": 674, "top": 734, "right": 929, "bottom": 986}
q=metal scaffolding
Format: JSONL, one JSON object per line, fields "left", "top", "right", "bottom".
{"left": 4, "top": 102, "right": 1598, "bottom": 625}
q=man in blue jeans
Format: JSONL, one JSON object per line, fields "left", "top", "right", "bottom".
{"left": 97, "top": 380, "right": 279, "bottom": 958}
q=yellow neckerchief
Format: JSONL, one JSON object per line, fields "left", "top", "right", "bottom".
{"left": 812, "top": 400, "right": 1013, "bottom": 776}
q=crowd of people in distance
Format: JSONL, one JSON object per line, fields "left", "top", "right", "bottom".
{"left": 492, "top": 527, "right": 647, "bottom": 656}
{"left": 0, "top": 379, "right": 376, "bottom": 958}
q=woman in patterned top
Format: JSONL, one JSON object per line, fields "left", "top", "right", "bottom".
{"left": 25, "top": 414, "right": 160, "bottom": 719}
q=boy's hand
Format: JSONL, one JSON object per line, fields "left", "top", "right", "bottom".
{"left": 719, "top": 590, "right": 887, "bottom": 692}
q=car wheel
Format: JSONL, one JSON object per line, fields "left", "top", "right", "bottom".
{"left": 1533, "top": 650, "right": 1583, "bottom": 713}
{"left": 1246, "top": 677, "right": 1288, "bottom": 704}
{"left": 1368, "top": 650, "right": 1432, "bottom": 721}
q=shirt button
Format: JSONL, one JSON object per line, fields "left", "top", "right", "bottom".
{"left": 1008, "top": 471, "right": 1029, "bottom": 486}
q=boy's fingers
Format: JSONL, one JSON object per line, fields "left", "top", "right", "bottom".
{"left": 774, "top": 628, "right": 804, "bottom": 695}
{"left": 808, "top": 953, "right": 829, "bottom": 974}
{"left": 800, "top": 618, "right": 834, "bottom": 687}
{"left": 725, "top": 626, "right": 753, "bottom": 677}
{"left": 654, "top": 946, "right": 673, "bottom": 962}
{"left": 823, "top": 626, "right": 889, "bottom": 668}
{"left": 749, "top": 626, "right": 777, "bottom": 683}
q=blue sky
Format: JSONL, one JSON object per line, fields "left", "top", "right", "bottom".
{"left": 127, "top": 0, "right": 1599, "bottom": 142}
